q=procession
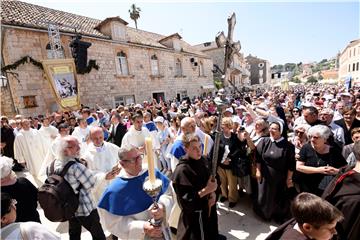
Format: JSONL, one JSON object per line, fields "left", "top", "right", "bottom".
{"left": 1, "top": 1, "right": 360, "bottom": 240}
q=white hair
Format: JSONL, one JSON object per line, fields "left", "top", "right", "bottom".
{"left": 54, "top": 137, "right": 70, "bottom": 161}
{"left": 308, "top": 125, "right": 332, "bottom": 140}
{"left": 0, "top": 156, "right": 14, "bottom": 179}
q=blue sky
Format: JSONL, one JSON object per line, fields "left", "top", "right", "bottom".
{"left": 21, "top": 0, "right": 359, "bottom": 65}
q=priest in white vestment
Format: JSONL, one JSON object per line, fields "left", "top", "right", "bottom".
{"left": 98, "top": 147, "right": 173, "bottom": 240}
{"left": 38, "top": 117, "right": 59, "bottom": 150}
{"left": 81, "top": 127, "right": 120, "bottom": 203}
{"left": 14, "top": 119, "right": 47, "bottom": 176}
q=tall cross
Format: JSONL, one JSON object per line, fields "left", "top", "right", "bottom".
{"left": 215, "top": 13, "right": 241, "bottom": 88}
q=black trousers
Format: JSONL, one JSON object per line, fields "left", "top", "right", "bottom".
{"left": 69, "top": 209, "right": 106, "bottom": 240}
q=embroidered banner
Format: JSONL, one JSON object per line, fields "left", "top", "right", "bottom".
{"left": 42, "top": 59, "right": 80, "bottom": 110}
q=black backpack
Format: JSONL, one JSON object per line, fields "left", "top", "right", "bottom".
{"left": 38, "top": 160, "right": 81, "bottom": 222}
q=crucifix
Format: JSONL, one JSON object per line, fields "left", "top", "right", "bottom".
{"left": 215, "top": 12, "right": 241, "bottom": 91}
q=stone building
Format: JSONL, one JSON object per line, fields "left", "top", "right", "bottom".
{"left": 194, "top": 41, "right": 250, "bottom": 91}
{"left": 339, "top": 39, "right": 360, "bottom": 86}
{"left": 245, "top": 55, "right": 271, "bottom": 87}
{"left": 0, "top": 0, "right": 214, "bottom": 117}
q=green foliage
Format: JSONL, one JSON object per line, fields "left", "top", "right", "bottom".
{"left": 129, "top": 4, "right": 141, "bottom": 29}
{"left": 214, "top": 78, "right": 223, "bottom": 89}
{"left": 307, "top": 76, "right": 318, "bottom": 83}
{"left": 291, "top": 77, "right": 301, "bottom": 83}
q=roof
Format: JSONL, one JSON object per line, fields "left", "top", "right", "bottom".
{"left": 1, "top": 0, "right": 207, "bottom": 56}
{"left": 340, "top": 39, "right": 360, "bottom": 55}
{"left": 159, "top": 33, "right": 182, "bottom": 43}
{"left": 94, "top": 17, "right": 128, "bottom": 31}
{"left": 193, "top": 41, "right": 220, "bottom": 51}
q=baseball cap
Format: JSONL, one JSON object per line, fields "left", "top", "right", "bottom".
{"left": 153, "top": 116, "right": 165, "bottom": 123}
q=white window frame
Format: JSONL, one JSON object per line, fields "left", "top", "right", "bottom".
{"left": 198, "top": 61, "right": 204, "bottom": 76}
{"left": 175, "top": 59, "right": 182, "bottom": 76}
{"left": 114, "top": 95, "right": 135, "bottom": 108}
{"left": 116, "top": 51, "right": 129, "bottom": 75}
{"left": 150, "top": 55, "right": 159, "bottom": 75}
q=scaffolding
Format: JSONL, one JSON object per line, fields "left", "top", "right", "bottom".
{"left": 47, "top": 23, "right": 64, "bottom": 59}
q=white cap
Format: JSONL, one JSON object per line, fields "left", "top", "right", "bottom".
{"left": 225, "top": 107, "right": 233, "bottom": 114}
{"left": 153, "top": 116, "right": 165, "bottom": 123}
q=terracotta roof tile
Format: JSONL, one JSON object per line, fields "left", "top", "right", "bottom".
{"left": 1, "top": 0, "right": 207, "bottom": 56}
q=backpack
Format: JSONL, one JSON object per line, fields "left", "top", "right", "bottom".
{"left": 38, "top": 160, "right": 81, "bottom": 222}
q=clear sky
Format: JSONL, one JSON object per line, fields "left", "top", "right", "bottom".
{"left": 21, "top": 0, "right": 359, "bottom": 65}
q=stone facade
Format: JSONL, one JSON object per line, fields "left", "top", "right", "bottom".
{"left": 1, "top": 1, "right": 214, "bottom": 117}
{"left": 194, "top": 41, "right": 250, "bottom": 89}
{"left": 245, "top": 55, "right": 271, "bottom": 87}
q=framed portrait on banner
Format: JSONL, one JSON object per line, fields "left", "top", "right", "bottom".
{"left": 42, "top": 59, "right": 80, "bottom": 110}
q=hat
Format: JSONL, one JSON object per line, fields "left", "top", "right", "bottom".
{"left": 96, "top": 110, "right": 105, "bottom": 115}
{"left": 0, "top": 156, "right": 17, "bottom": 186}
{"left": 134, "top": 104, "right": 143, "bottom": 109}
{"left": 153, "top": 116, "right": 165, "bottom": 123}
{"left": 225, "top": 107, "right": 233, "bottom": 114}
{"left": 330, "top": 99, "right": 338, "bottom": 102}
{"left": 340, "top": 92, "right": 351, "bottom": 97}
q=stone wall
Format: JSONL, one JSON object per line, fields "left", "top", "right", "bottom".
{"left": 1, "top": 28, "right": 214, "bottom": 116}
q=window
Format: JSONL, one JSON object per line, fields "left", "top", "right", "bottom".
{"left": 113, "top": 24, "right": 125, "bottom": 40}
{"left": 114, "top": 95, "right": 135, "bottom": 107}
{"left": 353, "top": 63, "right": 356, "bottom": 71}
{"left": 23, "top": 96, "right": 38, "bottom": 108}
{"left": 357, "top": 62, "right": 359, "bottom": 71}
{"left": 46, "top": 43, "right": 64, "bottom": 59}
{"left": 150, "top": 55, "right": 159, "bottom": 75}
{"left": 349, "top": 64, "right": 351, "bottom": 72}
{"left": 198, "top": 62, "right": 204, "bottom": 76}
{"left": 116, "top": 51, "right": 129, "bottom": 75}
{"left": 175, "top": 59, "right": 182, "bottom": 76}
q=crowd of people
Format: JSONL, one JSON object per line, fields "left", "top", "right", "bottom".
{"left": 1, "top": 83, "right": 360, "bottom": 240}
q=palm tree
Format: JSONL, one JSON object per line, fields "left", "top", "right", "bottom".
{"left": 128, "top": 4, "right": 141, "bottom": 29}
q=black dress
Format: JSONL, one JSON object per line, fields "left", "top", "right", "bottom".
{"left": 1, "top": 177, "right": 41, "bottom": 223}
{"left": 172, "top": 157, "right": 217, "bottom": 240}
{"left": 295, "top": 143, "right": 347, "bottom": 196}
{"left": 255, "top": 137, "right": 295, "bottom": 222}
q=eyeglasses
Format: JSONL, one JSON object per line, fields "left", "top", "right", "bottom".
{"left": 120, "top": 154, "right": 143, "bottom": 164}
{"left": 292, "top": 110, "right": 299, "bottom": 113}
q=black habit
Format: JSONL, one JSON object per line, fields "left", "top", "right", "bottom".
{"left": 172, "top": 156, "right": 217, "bottom": 240}
{"left": 255, "top": 137, "right": 295, "bottom": 222}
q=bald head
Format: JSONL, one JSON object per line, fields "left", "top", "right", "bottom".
{"left": 90, "top": 127, "right": 104, "bottom": 147}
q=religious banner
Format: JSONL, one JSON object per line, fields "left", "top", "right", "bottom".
{"left": 42, "top": 58, "right": 80, "bottom": 110}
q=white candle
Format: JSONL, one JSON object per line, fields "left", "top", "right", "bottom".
{"left": 203, "top": 135, "right": 208, "bottom": 156}
{"left": 145, "top": 137, "right": 156, "bottom": 184}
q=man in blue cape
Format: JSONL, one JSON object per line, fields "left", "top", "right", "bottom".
{"left": 98, "top": 147, "right": 173, "bottom": 240}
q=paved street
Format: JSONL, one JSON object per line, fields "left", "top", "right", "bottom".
{"left": 20, "top": 170, "right": 277, "bottom": 240}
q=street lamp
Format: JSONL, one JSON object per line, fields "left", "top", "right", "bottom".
{"left": 0, "top": 75, "right": 7, "bottom": 88}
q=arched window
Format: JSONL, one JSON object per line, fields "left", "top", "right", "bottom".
{"left": 175, "top": 59, "right": 182, "bottom": 76}
{"left": 198, "top": 61, "right": 204, "bottom": 76}
{"left": 116, "top": 51, "right": 129, "bottom": 75}
{"left": 150, "top": 55, "right": 159, "bottom": 75}
{"left": 46, "top": 43, "right": 64, "bottom": 59}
